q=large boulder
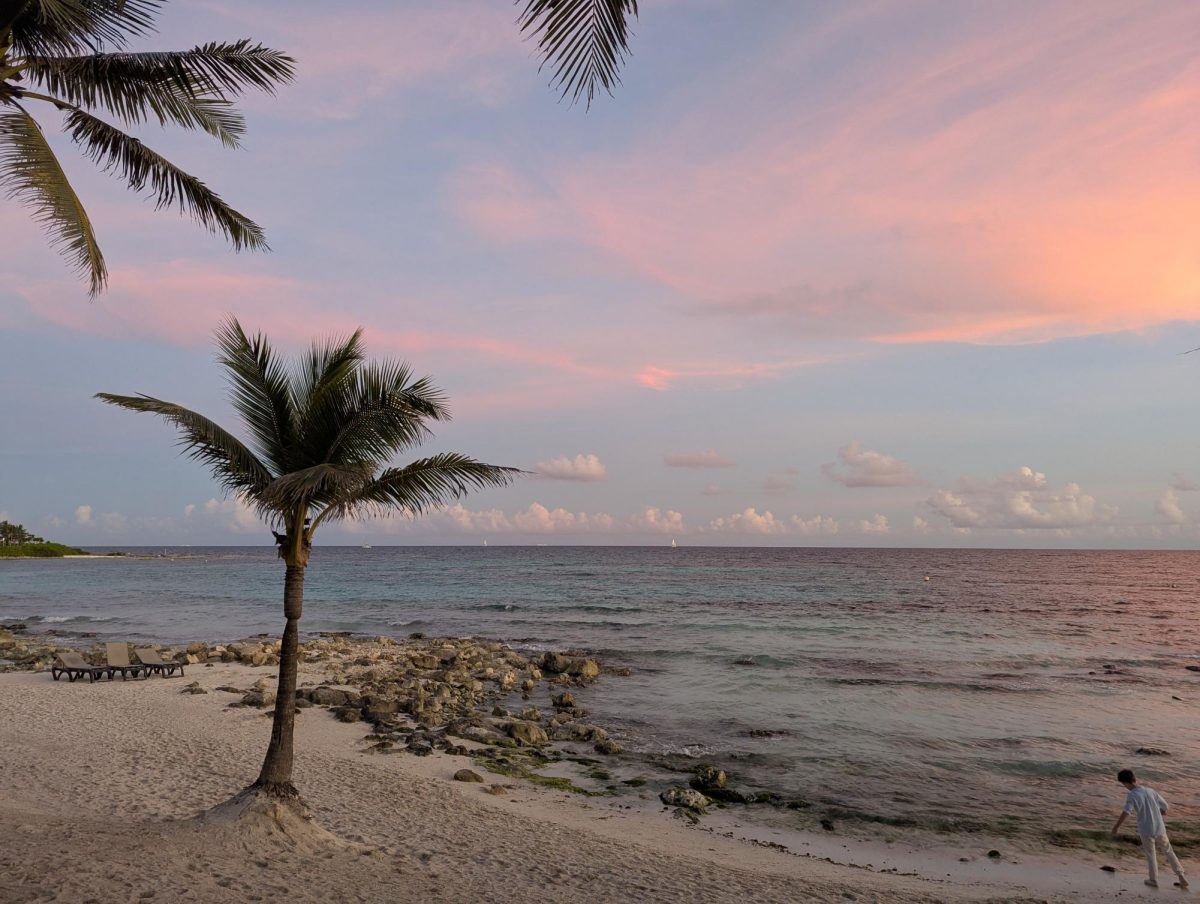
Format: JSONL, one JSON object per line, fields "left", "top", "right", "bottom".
{"left": 540, "top": 652, "right": 571, "bottom": 674}
{"left": 594, "top": 738, "right": 621, "bottom": 755}
{"left": 506, "top": 720, "right": 549, "bottom": 746}
{"left": 566, "top": 658, "right": 601, "bottom": 681}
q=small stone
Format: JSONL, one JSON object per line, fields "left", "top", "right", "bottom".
{"left": 691, "top": 764, "right": 727, "bottom": 790}
{"left": 1136, "top": 746, "right": 1171, "bottom": 756}
{"left": 660, "top": 787, "right": 710, "bottom": 812}
{"left": 820, "top": 818, "right": 835, "bottom": 831}
{"left": 179, "top": 681, "right": 207, "bottom": 695}
{"left": 551, "top": 691, "right": 576, "bottom": 709}
{"left": 453, "top": 769, "right": 484, "bottom": 783}
{"left": 334, "top": 706, "right": 362, "bottom": 723}
{"left": 1100, "top": 865, "right": 1116, "bottom": 873}
{"left": 987, "top": 849, "right": 1001, "bottom": 859}
{"left": 484, "top": 785, "right": 507, "bottom": 796}
{"left": 240, "top": 690, "right": 275, "bottom": 708}
{"left": 594, "top": 738, "right": 621, "bottom": 755}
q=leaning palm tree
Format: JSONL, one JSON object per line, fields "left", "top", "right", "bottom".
{"left": 0, "top": 1, "right": 294, "bottom": 294}
{"left": 97, "top": 318, "right": 519, "bottom": 802}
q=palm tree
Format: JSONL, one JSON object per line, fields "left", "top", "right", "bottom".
{"left": 97, "top": 318, "right": 519, "bottom": 800}
{"left": 519, "top": 0, "right": 639, "bottom": 107}
{"left": 0, "top": 1, "right": 294, "bottom": 294}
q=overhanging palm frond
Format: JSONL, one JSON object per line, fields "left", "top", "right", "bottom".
{"left": 64, "top": 107, "right": 267, "bottom": 249}
{"left": 0, "top": 104, "right": 105, "bottom": 293}
{"left": 174, "top": 41, "right": 296, "bottom": 97}
{"left": 314, "top": 453, "right": 522, "bottom": 526}
{"left": 10, "top": 0, "right": 162, "bottom": 56}
{"left": 518, "top": 0, "right": 638, "bottom": 107}
{"left": 24, "top": 52, "right": 250, "bottom": 146}
{"left": 94, "top": 392, "right": 274, "bottom": 495}
{"left": 214, "top": 318, "right": 297, "bottom": 474}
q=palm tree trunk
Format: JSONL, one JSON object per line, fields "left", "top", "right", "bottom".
{"left": 253, "top": 562, "right": 304, "bottom": 797}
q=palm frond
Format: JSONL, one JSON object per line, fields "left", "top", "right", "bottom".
{"left": 261, "top": 462, "right": 374, "bottom": 515}
{"left": 518, "top": 0, "right": 638, "bottom": 107}
{"left": 171, "top": 41, "right": 296, "bottom": 97}
{"left": 10, "top": 0, "right": 162, "bottom": 56}
{"left": 294, "top": 328, "right": 365, "bottom": 423}
{"left": 214, "top": 318, "right": 297, "bottom": 474}
{"left": 0, "top": 104, "right": 105, "bottom": 293}
{"left": 64, "top": 107, "right": 266, "bottom": 249}
{"left": 24, "top": 52, "right": 249, "bottom": 145}
{"left": 313, "top": 453, "right": 522, "bottom": 527}
{"left": 94, "top": 392, "right": 274, "bottom": 496}
{"left": 319, "top": 361, "right": 451, "bottom": 467}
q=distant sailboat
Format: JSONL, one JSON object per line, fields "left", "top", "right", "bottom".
{"left": 671, "top": 538, "right": 678, "bottom": 548}
{"left": 483, "top": 539, "right": 489, "bottom": 547}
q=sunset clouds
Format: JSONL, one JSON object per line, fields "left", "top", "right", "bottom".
{"left": 3, "top": 2, "right": 1198, "bottom": 548}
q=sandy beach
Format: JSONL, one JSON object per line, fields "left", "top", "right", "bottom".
{"left": 0, "top": 657, "right": 1177, "bottom": 904}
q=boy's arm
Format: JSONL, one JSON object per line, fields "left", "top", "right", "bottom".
{"left": 1112, "top": 811, "right": 1128, "bottom": 835}
{"left": 1157, "top": 791, "right": 1169, "bottom": 814}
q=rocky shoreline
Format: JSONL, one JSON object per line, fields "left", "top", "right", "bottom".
{"left": 0, "top": 624, "right": 779, "bottom": 822}
{"left": 2, "top": 623, "right": 1159, "bottom": 860}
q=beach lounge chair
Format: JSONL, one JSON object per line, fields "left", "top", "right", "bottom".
{"left": 134, "top": 647, "right": 184, "bottom": 678}
{"left": 52, "top": 650, "right": 103, "bottom": 683}
{"left": 104, "top": 642, "right": 147, "bottom": 680}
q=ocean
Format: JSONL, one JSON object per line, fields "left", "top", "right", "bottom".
{"left": 3, "top": 545, "right": 1198, "bottom": 846}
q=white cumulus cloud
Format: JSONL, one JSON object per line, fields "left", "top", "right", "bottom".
{"left": 534, "top": 453, "right": 607, "bottom": 482}
{"left": 926, "top": 467, "right": 1116, "bottom": 529}
{"left": 1156, "top": 489, "right": 1187, "bottom": 525}
{"left": 186, "top": 497, "right": 263, "bottom": 534}
{"left": 858, "top": 514, "right": 890, "bottom": 534}
{"left": 74, "top": 505, "right": 92, "bottom": 525}
{"left": 822, "top": 440, "right": 921, "bottom": 488}
{"left": 792, "top": 514, "right": 839, "bottom": 535}
{"left": 628, "top": 506, "right": 685, "bottom": 534}
{"left": 707, "top": 507, "right": 789, "bottom": 534}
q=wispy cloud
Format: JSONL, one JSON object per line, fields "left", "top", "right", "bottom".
{"left": 456, "top": 1, "right": 1200, "bottom": 345}
{"left": 664, "top": 450, "right": 735, "bottom": 469}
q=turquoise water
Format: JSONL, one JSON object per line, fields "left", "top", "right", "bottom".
{"left": 3, "top": 545, "right": 1199, "bottom": 842}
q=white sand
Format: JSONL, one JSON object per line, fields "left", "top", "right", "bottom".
{"left": 0, "top": 664, "right": 1174, "bottom": 903}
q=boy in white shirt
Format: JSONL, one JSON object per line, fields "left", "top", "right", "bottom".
{"left": 1112, "top": 768, "right": 1189, "bottom": 889}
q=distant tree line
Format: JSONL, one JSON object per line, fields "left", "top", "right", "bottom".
{"left": 0, "top": 520, "right": 45, "bottom": 545}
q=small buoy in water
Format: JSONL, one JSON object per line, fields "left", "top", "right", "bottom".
{"left": 923, "top": 575, "right": 930, "bottom": 582}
